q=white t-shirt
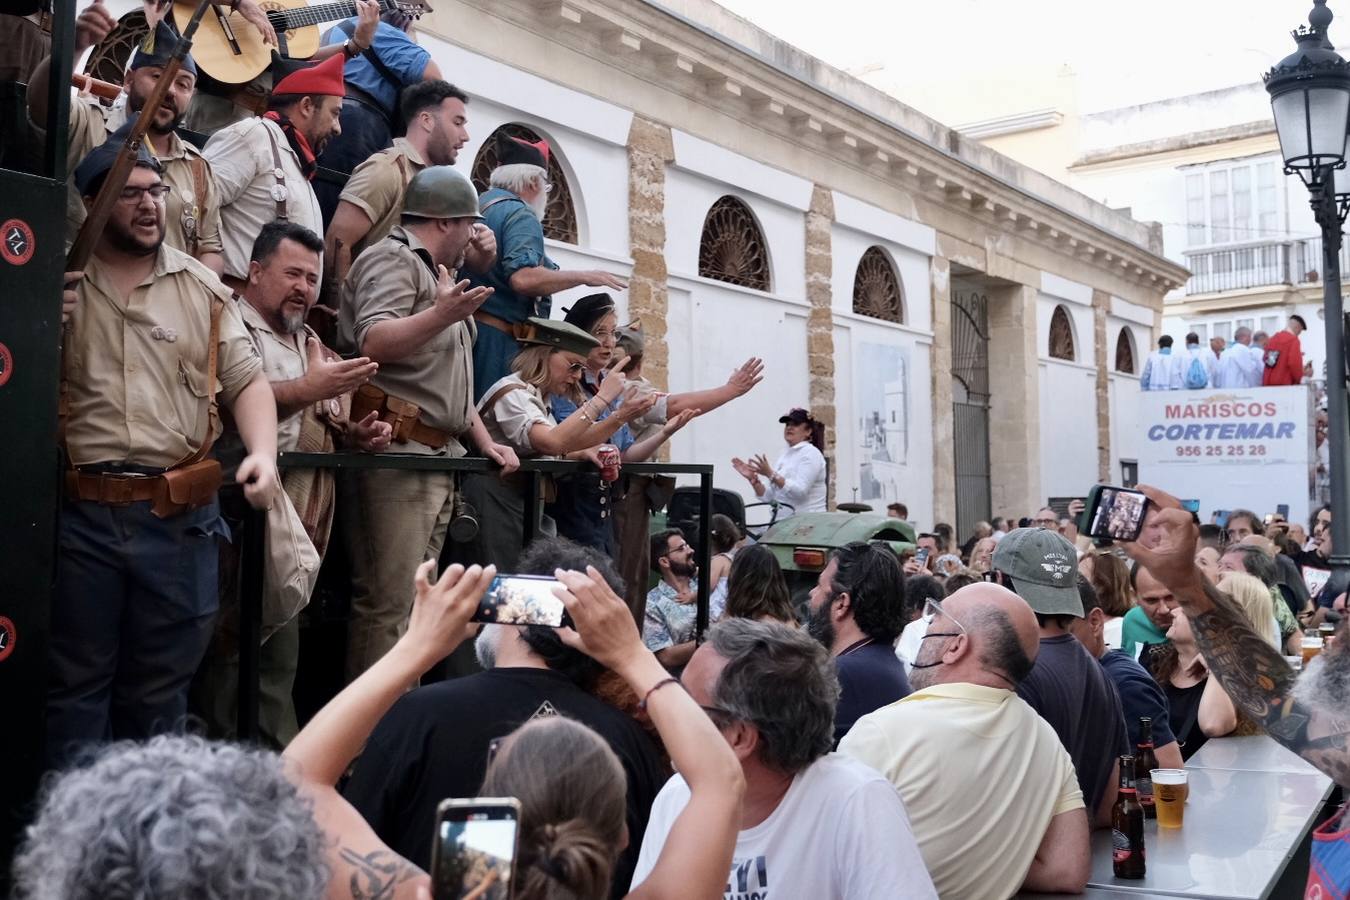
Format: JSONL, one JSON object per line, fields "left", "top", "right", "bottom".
{"left": 839, "top": 683, "right": 1084, "bottom": 900}
{"left": 630, "top": 753, "right": 936, "bottom": 900}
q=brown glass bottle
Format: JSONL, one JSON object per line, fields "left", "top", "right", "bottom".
{"left": 1112, "top": 754, "right": 1146, "bottom": 879}
{"left": 1136, "top": 717, "right": 1159, "bottom": 819}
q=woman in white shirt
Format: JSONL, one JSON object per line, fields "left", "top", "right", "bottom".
{"left": 731, "top": 407, "right": 828, "bottom": 519}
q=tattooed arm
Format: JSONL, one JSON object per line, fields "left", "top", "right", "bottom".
{"left": 283, "top": 561, "right": 497, "bottom": 899}
{"left": 1124, "top": 485, "right": 1350, "bottom": 787}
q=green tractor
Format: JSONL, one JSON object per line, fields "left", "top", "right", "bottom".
{"left": 756, "top": 511, "right": 917, "bottom": 608}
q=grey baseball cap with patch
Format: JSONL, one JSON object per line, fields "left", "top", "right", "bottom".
{"left": 991, "top": 527, "right": 1083, "bottom": 617}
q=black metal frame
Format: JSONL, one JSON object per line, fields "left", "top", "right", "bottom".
{"left": 234, "top": 454, "right": 714, "bottom": 741}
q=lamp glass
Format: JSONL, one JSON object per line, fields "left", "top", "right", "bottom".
{"left": 1273, "top": 85, "right": 1350, "bottom": 169}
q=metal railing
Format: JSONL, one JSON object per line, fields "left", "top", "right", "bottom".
{"left": 235, "top": 453, "right": 715, "bottom": 741}
{"left": 1184, "top": 237, "right": 1350, "bottom": 294}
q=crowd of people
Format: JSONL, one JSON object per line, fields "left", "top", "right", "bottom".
{"left": 8, "top": 2, "right": 1350, "bottom": 897}
{"left": 1140, "top": 319, "right": 1311, "bottom": 390}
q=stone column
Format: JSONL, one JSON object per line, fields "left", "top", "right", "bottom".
{"left": 987, "top": 282, "right": 1041, "bottom": 516}
{"left": 929, "top": 257, "right": 956, "bottom": 525}
{"left": 805, "top": 185, "right": 837, "bottom": 507}
{"left": 1092, "top": 290, "right": 1112, "bottom": 482}
{"left": 626, "top": 117, "right": 675, "bottom": 389}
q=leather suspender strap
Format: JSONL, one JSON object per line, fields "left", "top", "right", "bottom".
{"left": 263, "top": 122, "right": 290, "bottom": 221}
{"left": 178, "top": 296, "right": 224, "bottom": 467}
{"left": 186, "top": 154, "right": 208, "bottom": 258}
{"left": 483, "top": 382, "right": 524, "bottom": 412}
{"left": 479, "top": 196, "right": 514, "bottom": 215}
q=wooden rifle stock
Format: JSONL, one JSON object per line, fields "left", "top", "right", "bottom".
{"left": 64, "top": 0, "right": 214, "bottom": 271}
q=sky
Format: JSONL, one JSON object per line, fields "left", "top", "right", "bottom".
{"left": 711, "top": 0, "right": 1324, "bottom": 115}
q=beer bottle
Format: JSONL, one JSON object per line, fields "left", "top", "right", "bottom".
{"left": 1136, "top": 717, "right": 1159, "bottom": 819}
{"left": 1113, "top": 754, "right": 1146, "bottom": 879}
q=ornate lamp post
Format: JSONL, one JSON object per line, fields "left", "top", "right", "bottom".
{"left": 1267, "top": 0, "right": 1350, "bottom": 572}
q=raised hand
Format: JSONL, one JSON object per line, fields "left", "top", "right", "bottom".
{"left": 750, "top": 453, "right": 775, "bottom": 478}
{"left": 433, "top": 265, "right": 493, "bottom": 324}
{"left": 403, "top": 560, "right": 496, "bottom": 665}
{"left": 730, "top": 456, "right": 758, "bottom": 482}
{"left": 727, "top": 357, "right": 765, "bottom": 396}
{"left": 661, "top": 408, "right": 699, "bottom": 437}
{"left": 1119, "top": 484, "right": 1205, "bottom": 599}
{"left": 553, "top": 566, "right": 646, "bottom": 673}
{"left": 595, "top": 354, "right": 631, "bottom": 404}
{"left": 584, "top": 270, "right": 628, "bottom": 291}
{"left": 615, "top": 384, "right": 658, "bottom": 423}
{"left": 352, "top": 0, "right": 379, "bottom": 48}
{"left": 305, "top": 339, "right": 378, "bottom": 399}
{"left": 76, "top": 0, "right": 118, "bottom": 54}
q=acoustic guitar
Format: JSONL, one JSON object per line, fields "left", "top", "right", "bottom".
{"left": 173, "top": 0, "right": 426, "bottom": 85}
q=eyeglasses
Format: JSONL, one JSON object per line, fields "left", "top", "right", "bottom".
{"left": 921, "top": 597, "right": 966, "bottom": 641}
{"left": 118, "top": 184, "right": 171, "bottom": 203}
{"left": 542, "top": 180, "right": 554, "bottom": 195}
{"left": 566, "top": 361, "right": 585, "bottom": 374}
{"left": 660, "top": 542, "right": 692, "bottom": 558}
{"left": 592, "top": 329, "right": 617, "bottom": 341}
{"left": 1032, "top": 517, "right": 1058, "bottom": 529}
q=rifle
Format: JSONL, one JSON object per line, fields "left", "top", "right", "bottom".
{"left": 64, "top": 0, "right": 213, "bottom": 270}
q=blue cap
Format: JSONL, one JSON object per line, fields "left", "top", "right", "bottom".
{"left": 73, "top": 122, "right": 162, "bottom": 196}
{"left": 129, "top": 20, "right": 197, "bottom": 77}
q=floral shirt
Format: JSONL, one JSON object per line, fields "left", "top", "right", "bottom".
{"left": 642, "top": 578, "right": 700, "bottom": 652}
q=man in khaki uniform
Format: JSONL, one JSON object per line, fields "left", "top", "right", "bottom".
{"left": 58, "top": 21, "right": 225, "bottom": 273}
{"left": 337, "top": 165, "right": 519, "bottom": 681}
{"left": 197, "top": 221, "right": 391, "bottom": 746}
{"left": 325, "top": 80, "right": 495, "bottom": 285}
{"left": 51, "top": 145, "right": 278, "bottom": 767}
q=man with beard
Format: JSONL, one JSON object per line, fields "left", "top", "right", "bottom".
{"left": 1121, "top": 486, "right": 1350, "bottom": 895}
{"left": 804, "top": 541, "right": 911, "bottom": 745}
{"left": 337, "top": 165, "right": 519, "bottom": 682}
{"left": 52, "top": 147, "right": 279, "bottom": 767}
{"left": 325, "top": 80, "right": 496, "bottom": 285}
{"left": 205, "top": 53, "right": 348, "bottom": 292}
{"left": 839, "top": 584, "right": 1090, "bottom": 897}
{"left": 195, "top": 220, "right": 390, "bottom": 746}
{"left": 468, "top": 133, "right": 628, "bottom": 401}
{"left": 43, "top": 17, "right": 225, "bottom": 274}
{"left": 643, "top": 528, "right": 700, "bottom": 672}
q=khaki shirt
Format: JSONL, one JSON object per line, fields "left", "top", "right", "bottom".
{"left": 477, "top": 374, "right": 555, "bottom": 457}
{"left": 238, "top": 297, "right": 309, "bottom": 453}
{"left": 627, "top": 375, "right": 670, "bottom": 444}
{"left": 338, "top": 226, "right": 475, "bottom": 456}
{"left": 339, "top": 137, "right": 425, "bottom": 260}
{"left": 66, "top": 246, "right": 262, "bottom": 468}
{"left": 204, "top": 116, "right": 323, "bottom": 280}
{"left": 66, "top": 98, "right": 224, "bottom": 260}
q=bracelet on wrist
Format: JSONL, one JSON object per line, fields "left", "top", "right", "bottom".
{"left": 638, "top": 676, "right": 682, "bottom": 712}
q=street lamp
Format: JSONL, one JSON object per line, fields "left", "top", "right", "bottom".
{"left": 1267, "top": 0, "right": 1350, "bottom": 575}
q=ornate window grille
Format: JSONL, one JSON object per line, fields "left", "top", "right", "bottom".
{"left": 852, "top": 246, "right": 904, "bottom": 323}
{"left": 698, "top": 196, "right": 771, "bottom": 291}
{"left": 83, "top": 11, "right": 149, "bottom": 86}
{"left": 1114, "top": 328, "right": 1136, "bottom": 374}
{"left": 1048, "top": 305, "right": 1076, "bottom": 361}
{"left": 470, "top": 123, "right": 578, "bottom": 244}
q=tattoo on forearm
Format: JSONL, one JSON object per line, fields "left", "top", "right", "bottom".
{"left": 339, "top": 847, "right": 419, "bottom": 900}
{"left": 1190, "top": 581, "right": 1350, "bottom": 785}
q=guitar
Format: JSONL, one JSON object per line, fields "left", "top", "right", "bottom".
{"left": 173, "top": 0, "right": 427, "bottom": 85}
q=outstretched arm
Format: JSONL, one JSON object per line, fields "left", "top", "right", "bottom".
{"left": 1124, "top": 485, "right": 1350, "bottom": 786}
{"left": 665, "top": 357, "right": 764, "bottom": 418}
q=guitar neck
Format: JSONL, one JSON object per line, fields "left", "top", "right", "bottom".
{"left": 273, "top": 0, "right": 396, "bottom": 30}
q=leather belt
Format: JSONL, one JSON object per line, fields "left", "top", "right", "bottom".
{"left": 65, "top": 470, "right": 160, "bottom": 505}
{"left": 350, "top": 384, "right": 452, "bottom": 450}
{"left": 473, "top": 311, "right": 529, "bottom": 340}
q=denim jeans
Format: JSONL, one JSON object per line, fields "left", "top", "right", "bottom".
{"left": 48, "top": 498, "right": 226, "bottom": 768}
{"left": 313, "top": 96, "right": 393, "bottom": 229}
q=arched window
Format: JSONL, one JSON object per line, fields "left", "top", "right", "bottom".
{"left": 84, "top": 11, "right": 149, "bottom": 84}
{"left": 1114, "top": 328, "right": 1136, "bottom": 374}
{"left": 1048, "top": 305, "right": 1076, "bottom": 361}
{"left": 852, "top": 247, "right": 904, "bottom": 324}
{"left": 470, "top": 123, "right": 578, "bottom": 244}
{"left": 698, "top": 196, "right": 771, "bottom": 291}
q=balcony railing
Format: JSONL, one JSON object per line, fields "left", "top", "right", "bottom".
{"left": 1184, "top": 238, "right": 1350, "bottom": 294}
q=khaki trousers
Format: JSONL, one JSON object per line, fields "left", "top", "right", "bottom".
{"left": 341, "top": 467, "right": 455, "bottom": 683}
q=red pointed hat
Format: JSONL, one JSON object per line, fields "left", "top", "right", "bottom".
{"left": 272, "top": 52, "right": 347, "bottom": 97}
{"left": 495, "top": 133, "right": 550, "bottom": 168}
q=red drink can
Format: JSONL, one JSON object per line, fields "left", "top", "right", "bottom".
{"left": 597, "top": 444, "right": 621, "bottom": 482}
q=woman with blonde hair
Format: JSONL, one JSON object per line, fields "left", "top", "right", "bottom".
{"left": 1088, "top": 551, "right": 1135, "bottom": 650}
{"left": 1217, "top": 572, "right": 1280, "bottom": 649}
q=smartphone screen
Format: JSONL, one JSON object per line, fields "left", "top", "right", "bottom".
{"left": 472, "top": 574, "right": 570, "bottom": 627}
{"left": 1180, "top": 499, "right": 1200, "bottom": 514}
{"left": 1278, "top": 503, "right": 1290, "bottom": 519}
{"left": 1215, "top": 510, "right": 1231, "bottom": 528}
{"left": 431, "top": 799, "right": 520, "bottom": 900}
{"left": 914, "top": 547, "right": 930, "bottom": 567}
{"left": 1085, "top": 485, "right": 1149, "bottom": 543}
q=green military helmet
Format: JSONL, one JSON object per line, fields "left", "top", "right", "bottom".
{"left": 401, "top": 165, "right": 484, "bottom": 220}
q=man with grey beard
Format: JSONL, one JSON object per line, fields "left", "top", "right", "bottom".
{"left": 340, "top": 537, "right": 665, "bottom": 898}
{"left": 467, "top": 132, "right": 628, "bottom": 400}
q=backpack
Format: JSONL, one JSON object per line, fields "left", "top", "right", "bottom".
{"left": 1184, "top": 354, "right": 1208, "bottom": 389}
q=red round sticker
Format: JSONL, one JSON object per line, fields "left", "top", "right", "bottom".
{"left": 0, "top": 343, "right": 11, "bottom": 388}
{"left": 0, "top": 615, "right": 15, "bottom": 663}
{"left": 0, "top": 219, "right": 34, "bottom": 266}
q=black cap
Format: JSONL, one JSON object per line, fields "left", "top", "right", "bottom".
{"left": 778, "top": 407, "right": 812, "bottom": 425}
{"left": 74, "top": 123, "right": 162, "bottom": 196}
{"left": 562, "top": 293, "right": 616, "bottom": 334}
{"left": 130, "top": 20, "right": 196, "bottom": 77}
{"left": 1291, "top": 314, "right": 1308, "bottom": 329}
{"left": 495, "top": 132, "right": 549, "bottom": 169}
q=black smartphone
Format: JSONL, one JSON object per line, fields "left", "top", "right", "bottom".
{"left": 431, "top": 798, "right": 521, "bottom": 900}
{"left": 914, "top": 547, "right": 930, "bottom": 568}
{"left": 1278, "top": 503, "right": 1291, "bottom": 519}
{"left": 1180, "top": 499, "right": 1200, "bottom": 514}
{"left": 472, "top": 574, "right": 571, "bottom": 627}
{"left": 1081, "top": 484, "right": 1150, "bottom": 543}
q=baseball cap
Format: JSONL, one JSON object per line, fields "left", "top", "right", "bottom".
{"left": 991, "top": 527, "right": 1083, "bottom": 616}
{"left": 779, "top": 407, "right": 811, "bottom": 425}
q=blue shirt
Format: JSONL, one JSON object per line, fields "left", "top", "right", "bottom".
{"left": 550, "top": 384, "right": 635, "bottom": 452}
{"left": 1099, "top": 649, "right": 1177, "bottom": 750}
{"left": 323, "top": 20, "right": 430, "bottom": 112}
{"left": 469, "top": 188, "right": 557, "bottom": 323}
{"left": 833, "top": 641, "right": 911, "bottom": 745}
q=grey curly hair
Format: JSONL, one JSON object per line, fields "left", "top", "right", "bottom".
{"left": 12, "top": 734, "right": 329, "bottom": 900}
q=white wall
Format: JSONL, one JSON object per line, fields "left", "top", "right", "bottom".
{"left": 1037, "top": 290, "right": 1099, "bottom": 501}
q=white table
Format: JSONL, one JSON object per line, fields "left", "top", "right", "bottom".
{"left": 1185, "top": 734, "right": 1323, "bottom": 776}
{"left": 1084, "top": 764, "right": 1333, "bottom": 898}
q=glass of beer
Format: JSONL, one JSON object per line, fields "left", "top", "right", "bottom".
{"left": 1303, "top": 636, "right": 1325, "bottom": 666}
{"left": 1152, "top": 769, "right": 1188, "bottom": 828}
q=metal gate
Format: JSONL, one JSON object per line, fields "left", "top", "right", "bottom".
{"left": 952, "top": 288, "right": 991, "bottom": 538}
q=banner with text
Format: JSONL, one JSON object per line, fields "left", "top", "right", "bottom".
{"left": 1136, "top": 385, "right": 1316, "bottom": 524}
